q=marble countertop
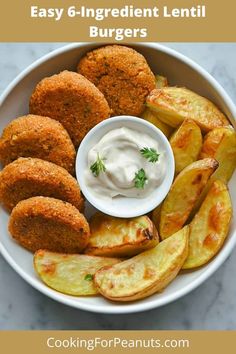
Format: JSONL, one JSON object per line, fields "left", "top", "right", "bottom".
{"left": 0, "top": 43, "right": 236, "bottom": 330}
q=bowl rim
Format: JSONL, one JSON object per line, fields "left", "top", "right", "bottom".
{"left": 0, "top": 42, "right": 236, "bottom": 314}
{"left": 76, "top": 115, "right": 175, "bottom": 218}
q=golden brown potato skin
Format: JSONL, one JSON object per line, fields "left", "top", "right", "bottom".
{"left": 85, "top": 213, "right": 159, "bottom": 257}
{"left": 170, "top": 119, "right": 203, "bottom": 174}
{"left": 183, "top": 180, "right": 232, "bottom": 269}
{"left": 0, "top": 157, "right": 84, "bottom": 212}
{"left": 189, "top": 126, "right": 236, "bottom": 218}
{"left": 151, "top": 204, "right": 162, "bottom": 233}
{"left": 141, "top": 108, "right": 173, "bottom": 138}
{"left": 9, "top": 197, "right": 90, "bottom": 253}
{"left": 147, "top": 87, "right": 230, "bottom": 131}
{"left": 78, "top": 45, "right": 156, "bottom": 116}
{"left": 29, "top": 71, "right": 110, "bottom": 147}
{"left": 94, "top": 226, "right": 189, "bottom": 302}
{"left": 0, "top": 115, "right": 76, "bottom": 174}
{"left": 159, "top": 158, "right": 219, "bottom": 239}
{"left": 200, "top": 126, "right": 236, "bottom": 183}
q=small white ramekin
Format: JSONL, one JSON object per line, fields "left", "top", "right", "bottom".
{"left": 76, "top": 116, "right": 175, "bottom": 218}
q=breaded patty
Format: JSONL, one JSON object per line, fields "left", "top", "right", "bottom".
{"left": 9, "top": 197, "right": 90, "bottom": 253}
{"left": 0, "top": 115, "right": 76, "bottom": 174}
{"left": 77, "top": 45, "right": 156, "bottom": 116}
{"left": 29, "top": 71, "right": 110, "bottom": 147}
{"left": 0, "top": 157, "right": 84, "bottom": 212}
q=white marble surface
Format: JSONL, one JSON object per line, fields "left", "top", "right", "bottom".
{"left": 0, "top": 43, "right": 236, "bottom": 330}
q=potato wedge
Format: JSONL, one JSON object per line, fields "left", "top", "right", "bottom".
{"left": 170, "top": 119, "right": 202, "bottom": 174}
{"left": 155, "top": 74, "right": 168, "bottom": 88}
{"left": 189, "top": 127, "right": 236, "bottom": 218}
{"left": 85, "top": 213, "right": 159, "bottom": 257}
{"left": 141, "top": 73, "right": 172, "bottom": 137}
{"left": 94, "top": 226, "right": 189, "bottom": 302}
{"left": 146, "top": 87, "right": 229, "bottom": 132}
{"left": 160, "top": 158, "right": 219, "bottom": 239}
{"left": 34, "top": 250, "right": 120, "bottom": 296}
{"left": 152, "top": 204, "right": 162, "bottom": 232}
{"left": 141, "top": 108, "right": 173, "bottom": 138}
{"left": 183, "top": 180, "right": 232, "bottom": 269}
{"left": 200, "top": 126, "right": 236, "bottom": 183}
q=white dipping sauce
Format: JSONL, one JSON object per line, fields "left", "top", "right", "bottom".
{"left": 85, "top": 127, "right": 165, "bottom": 199}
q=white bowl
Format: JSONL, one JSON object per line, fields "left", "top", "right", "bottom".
{"left": 76, "top": 116, "right": 175, "bottom": 218}
{"left": 0, "top": 43, "right": 236, "bottom": 314}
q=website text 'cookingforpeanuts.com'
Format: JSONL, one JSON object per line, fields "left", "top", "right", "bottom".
{"left": 47, "top": 336, "right": 190, "bottom": 351}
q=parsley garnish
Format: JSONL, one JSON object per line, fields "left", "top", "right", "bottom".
{"left": 134, "top": 168, "right": 148, "bottom": 189}
{"left": 84, "top": 274, "right": 93, "bottom": 281}
{"left": 90, "top": 153, "right": 106, "bottom": 177}
{"left": 140, "top": 147, "right": 160, "bottom": 163}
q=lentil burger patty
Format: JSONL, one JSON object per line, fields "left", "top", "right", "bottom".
{"left": 0, "top": 157, "right": 84, "bottom": 212}
{"left": 9, "top": 197, "right": 90, "bottom": 253}
{"left": 0, "top": 115, "right": 76, "bottom": 174}
{"left": 77, "top": 45, "right": 156, "bottom": 116}
{"left": 29, "top": 71, "right": 110, "bottom": 147}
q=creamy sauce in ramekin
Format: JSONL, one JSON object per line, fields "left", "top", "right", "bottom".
{"left": 85, "top": 127, "right": 165, "bottom": 199}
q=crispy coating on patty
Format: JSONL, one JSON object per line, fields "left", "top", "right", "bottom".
{"left": 9, "top": 197, "right": 90, "bottom": 253}
{"left": 29, "top": 71, "right": 110, "bottom": 147}
{"left": 0, "top": 115, "right": 76, "bottom": 174}
{"left": 0, "top": 157, "right": 84, "bottom": 212}
{"left": 77, "top": 45, "right": 156, "bottom": 116}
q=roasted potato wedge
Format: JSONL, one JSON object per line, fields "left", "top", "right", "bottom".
{"left": 141, "top": 108, "right": 173, "bottom": 138}
{"left": 170, "top": 119, "right": 202, "bottom": 174}
{"left": 152, "top": 204, "right": 162, "bottom": 232}
{"left": 85, "top": 213, "right": 159, "bottom": 257}
{"left": 34, "top": 250, "right": 120, "bottom": 296}
{"left": 160, "top": 158, "right": 219, "bottom": 239}
{"left": 94, "top": 226, "right": 189, "bottom": 302}
{"left": 183, "top": 180, "right": 232, "bottom": 269}
{"left": 190, "top": 127, "right": 236, "bottom": 218}
{"left": 146, "top": 87, "right": 229, "bottom": 132}
{"left": 141, "top": 73, "right": 172, "bottom": 138}
{"left": 200, "top": 126, "right": 236, "bottom": 183}
{"left": 155, "top": 74, "right": 168, "bottom": 88}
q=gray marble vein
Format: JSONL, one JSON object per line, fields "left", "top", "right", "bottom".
{"left": 0, "top": 43, "right": 236, "bottom": 330}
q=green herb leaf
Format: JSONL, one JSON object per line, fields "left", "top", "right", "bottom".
{"left": 140, "top": 147, "right": 160, "bottom": 163}
{"left": 134, "top": 168, "right": 148, "bottom": 189}
{"left": 84, "top": 274, "right": 93, "bottom": 281}
{"left": 90, "top": 153, "right": 106, "bottom": 177}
